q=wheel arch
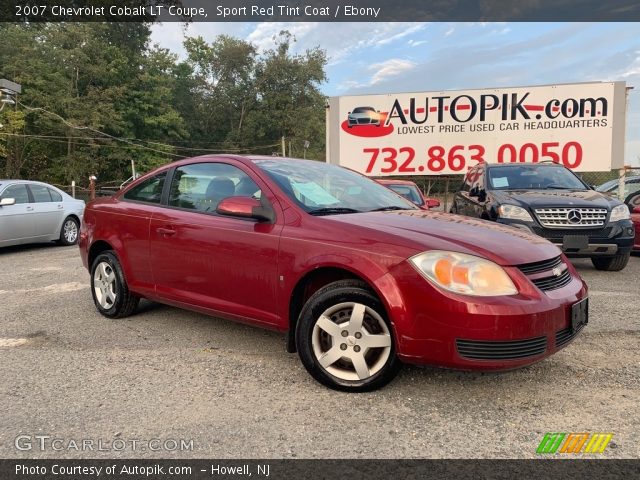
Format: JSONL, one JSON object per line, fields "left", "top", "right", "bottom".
{"left": 88, "top": 240, "right": 115, "bottom": 270}
{"left": 286, "top": 265, "right": 391, "bottom": 353}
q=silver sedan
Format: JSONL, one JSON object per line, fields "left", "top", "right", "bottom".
{"left": 0, "top": 180, "right": 85, "bottom": 248}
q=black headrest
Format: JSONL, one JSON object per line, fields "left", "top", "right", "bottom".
{"left": 206, "top": 177, "right": 235, "bottom": 198}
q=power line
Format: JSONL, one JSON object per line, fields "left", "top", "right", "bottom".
{"left": 17, "top": 101, "right": 185, "bottom": 158}
{"left": 0, "top": 132, "right": 282, "bottom": 153}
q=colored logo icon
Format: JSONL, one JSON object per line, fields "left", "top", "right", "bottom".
{"left": 536, "top": 433, "right": 613, "bottom": 454}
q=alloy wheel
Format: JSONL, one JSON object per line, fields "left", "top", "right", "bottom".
{"left": 63, "top": 219, "right": 78, "bottom": 243}
{"left": 311, "top": 302, "right": 392, "bottom": 381}
{"left": 93, "top": 261, "right": 117, "bottom": 309}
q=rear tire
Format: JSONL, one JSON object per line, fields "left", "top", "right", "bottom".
{"left": 59, "top": 216, "right": 79, "bottom": 245}
{"left": 90, "top": 251, "right": 139, "bottom": 318}
{"left": 591, "top": 253, "right": 630, "bottom": 271}
{"left": 296, "top": 279, "right": 401, "bottom": 392}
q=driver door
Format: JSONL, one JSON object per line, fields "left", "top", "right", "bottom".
{"left": 0, "top": 183, "right": 35, "bottom": 245}
{"left": 149, "top": 160, "right": 284, "bottom": 326}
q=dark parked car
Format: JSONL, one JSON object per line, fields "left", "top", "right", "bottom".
{"left": 376, "top": 179, "right": 440, "bottom": 209}
{"left": 451, "top": 162, "right": 635, "bottom": 271}
{"left": 80, "top": 155, "right": 588, "bottom": 391}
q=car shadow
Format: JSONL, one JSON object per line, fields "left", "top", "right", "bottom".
{"left": 0, "top": 242, "right": 70, "bottom": 254}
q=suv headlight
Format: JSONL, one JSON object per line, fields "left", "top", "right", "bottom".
{"left": 409, "top": 251, "right": 518, "bottom": 296}
{"left": 610, "top": 204, "right": 630, "bottom": 222}
{"left": 498, "top": 204, "right": 534, "bottom": 222}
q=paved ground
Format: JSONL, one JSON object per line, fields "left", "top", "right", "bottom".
{"left": 0, "top": 244, "right": 638, "bottom": 459}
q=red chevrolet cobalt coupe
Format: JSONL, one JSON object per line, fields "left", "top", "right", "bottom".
{"left": 79, "top": 156, "right": 588, "bottom": 391}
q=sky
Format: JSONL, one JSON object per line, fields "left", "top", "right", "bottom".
{"left": 150, "top": 22, "right": 640, "bottom": 166}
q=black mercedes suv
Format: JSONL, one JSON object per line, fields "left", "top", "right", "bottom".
{"left": 451, "top": 162, "right": 635, "bottom": 271}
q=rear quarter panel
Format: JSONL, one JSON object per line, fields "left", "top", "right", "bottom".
{"left": 81, "top": 198, "right": 162, "bottom": 295}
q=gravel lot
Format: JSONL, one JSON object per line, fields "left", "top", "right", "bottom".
{"left": 0, "top": 244, "right": 638, "bottom": 459}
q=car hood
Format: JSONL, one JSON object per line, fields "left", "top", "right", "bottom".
{"left": 492, "top": 189, "right": 620, "bottom": 209}
{"left": 325, "top": 210, "right": 560, "bottom": 266}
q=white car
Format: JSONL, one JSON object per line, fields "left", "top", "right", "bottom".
{"left": 0, "top": 180, "right": 85, "bottom": 247}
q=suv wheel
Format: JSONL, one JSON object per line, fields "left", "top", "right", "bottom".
{"left": 296, "top": 279, "right": 401, "bottom": 392}
{"left": 591, "top": 253, "right": 630, "bottom": 271}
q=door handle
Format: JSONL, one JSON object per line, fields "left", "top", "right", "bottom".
{"left": 26, "top": 206, "right": 34, "bottom": 211}
{"left": 58, "top": 204, "right": 63, "bottom": 209}
{"left": 156, "top": 227, "right": 176, "bottom": 236}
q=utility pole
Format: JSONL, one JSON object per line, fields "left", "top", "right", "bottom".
{"left": 89, "top": 175, "right": 97, "bottom": 200}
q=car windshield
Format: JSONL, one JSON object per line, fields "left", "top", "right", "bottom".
{"left": 387, "top": 184, "right": 424, "bottom": 206}
{"left": 487, "top": 165, "right": 587, "bottom": 191}
{"left": 254, "top": 159, "right": 416, "bottom": 214}
{"left": 596, "top": 176, "right": 640, "bottom": 193}
{"left": 596, "top": 179, "right": 619, "bottom": 192}
{"left": 352, "top": 107, "right": 375, "bottom": 114}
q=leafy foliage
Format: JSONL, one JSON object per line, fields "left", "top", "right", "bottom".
{"left": 0, "top": 24, "right": 328, "bottom": 188}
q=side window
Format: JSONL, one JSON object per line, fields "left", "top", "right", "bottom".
{"left": 626, "top": 180, "right": 640, "bottom": 197}
{"left": 48, "top": 188, "right": 63, "bottom": 202}
{"left": 461, "top": 167, "right": 479, "bottom": 192}
{"left": 168, "top": 162, "right": 261, "bottom": 213}
{"left": 472, "top": 168, "right": 486, "bottom": 193}
{"left": 1, "top": 184, "right": 30, "bottom": 204}
{"left": 29, "top": 184, "right": 53, "bottom": 203}
{"left": 123, "top": 172, "right": 167, "bottom": 204}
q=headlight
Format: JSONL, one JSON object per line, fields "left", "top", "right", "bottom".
{"left": 497, "top": 204, "right": 534, "bottom": 222}
{"left": 610, "top": 204, "right": 630, "bottom": 222}
{"left": 409, "top": 251, "right": 518, "bottom": 296}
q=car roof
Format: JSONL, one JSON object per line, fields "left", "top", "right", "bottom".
{"left": 486, "top": 162, "right": 564, "bottom": 168}
{"left": 376, "top": 179, "right": 418, "bottom": 186}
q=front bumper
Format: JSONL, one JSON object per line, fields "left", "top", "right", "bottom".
{"left": 375, "top": 258, "right": 588, "bottom": 370}
{"left": 497, "top": 219, "right": 635, "bottom": 257}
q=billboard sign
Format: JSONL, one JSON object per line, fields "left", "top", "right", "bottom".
{"left": 326, "top": 82, "right": 627, "bottom": 175}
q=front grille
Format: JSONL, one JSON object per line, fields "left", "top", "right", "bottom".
{"left": 517, "top": 255, "right": 573, "bottom": 291}
{"left": 534, "top": 207, "right": 607, "bottom": 228}
{"left": 456, "top": 336, "right": 547, "bottom": 360}
{"left": 555, "top": 323, "right": 586, "bottom": 348}
{"left": 531, "top": 227, "right": 612, "bottom": 241}
{"left": 530, "top": 269, "right": 572, "bottom": 291}
{"left": 518, "top": 255, "right": 563, "bottom": 275}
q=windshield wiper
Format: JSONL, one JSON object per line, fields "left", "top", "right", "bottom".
{"left": 308, "top": 207, "right": 362, "bottom": 216}
{"left": 369, "top": 206, "right": 415, "bottom": 212}
{"left": 540, "top": 185, "right": 583, "bottom": 190}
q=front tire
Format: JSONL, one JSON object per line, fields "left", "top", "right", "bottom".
{"left": 591, "top": 252, "right": 630, "bottom": 271}
{"left": 90, "top": 251, "right": 139, "bottom": 318}
{"left": 296, "top": 280, "right": 401, "bottom": 392}
{"left": 59, "top": 216, "right": 79, "bottom": 245}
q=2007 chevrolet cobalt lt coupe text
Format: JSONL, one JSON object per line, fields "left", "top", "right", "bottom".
{"left": 79, "top": 156, "right": 588, "bottom": 391}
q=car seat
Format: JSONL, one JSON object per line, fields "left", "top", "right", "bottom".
{"left": 201, "top": 177, "right": 235, "bottom": 211}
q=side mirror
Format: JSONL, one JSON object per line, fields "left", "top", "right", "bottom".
{"left": 216, "top": 196, "right": 274, "bottom": 222}
{"left": 348, "top": 111, "right": 351, "bottom": 114}
{"left": 0, "top": 197, "right": 16, "bottom": 207}
{"left": 425, "top": 198, "right": 440, "bottom": 209}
